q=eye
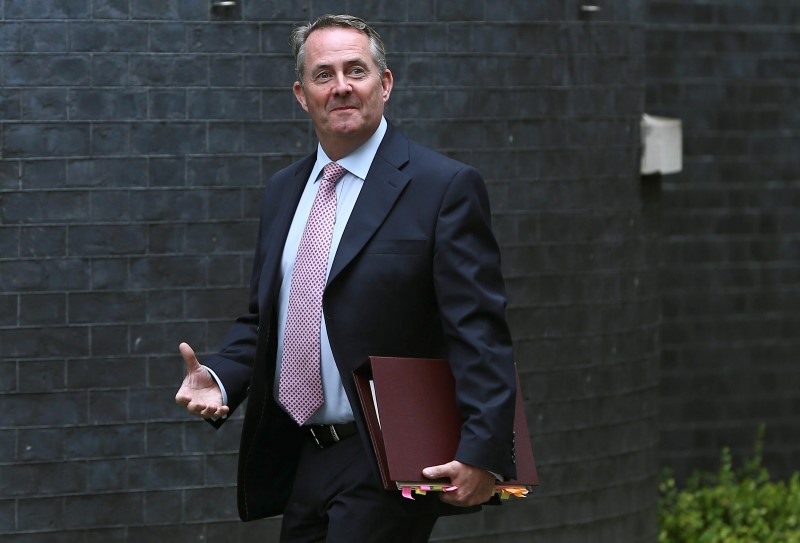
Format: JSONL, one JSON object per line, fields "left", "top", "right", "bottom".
{"left": 314, "top": 71, "right": 332, "bottom": 82}
{"left": 349, "top": 67, "right": 367, "bottom": 78}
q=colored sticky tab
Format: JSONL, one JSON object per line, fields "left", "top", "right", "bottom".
{"left": 499, "top": 486, "right": 529, "bottom": 498}
{"left": 398, "top": 484, "right": 528, "bottom": 501}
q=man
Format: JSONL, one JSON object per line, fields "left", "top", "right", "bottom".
{"left": 176, "top": 14, "right": 517, "bottom": 542}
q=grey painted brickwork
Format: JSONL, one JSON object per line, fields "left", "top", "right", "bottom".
{"left": 646, "top": 0, "right": 800, "bottom": 481}
{"left": 1, "top": 1, "right": 659, "bottom": 541}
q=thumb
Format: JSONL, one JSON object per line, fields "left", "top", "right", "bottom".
{"left": 423, "top": 461, "right": 456, "bottom": 480}
{"left": 179, "top": 342, "right": 201, "bottom": 373}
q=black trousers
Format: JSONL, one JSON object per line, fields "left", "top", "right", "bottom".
{"left": 280, "top": 433, "right": 439, "bottom": 543}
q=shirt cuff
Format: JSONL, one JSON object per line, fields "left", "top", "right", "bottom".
{"left": 202, "top": 365, "right": 228, "bottom": 419}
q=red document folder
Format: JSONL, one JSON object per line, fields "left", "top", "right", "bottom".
{"left": 353, "top": 356, "right": 539, "bottom": 492}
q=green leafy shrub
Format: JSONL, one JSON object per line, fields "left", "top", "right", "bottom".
{"left": 659, "top": 426, "right": 800, "bottom": 543}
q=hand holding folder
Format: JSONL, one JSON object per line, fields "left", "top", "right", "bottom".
{"left": 353, "top": 356, "right": 538, "bottom": 500}
{"left": 420, "top": 460, "right": 500, "bottom": 506}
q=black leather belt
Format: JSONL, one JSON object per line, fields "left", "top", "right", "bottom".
{"left": 306, "top": 422, "right": 357, "bottom": 448}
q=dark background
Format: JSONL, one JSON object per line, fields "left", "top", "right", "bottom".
{"left": 0, "top": 1, "right": 797, "bottom": 541}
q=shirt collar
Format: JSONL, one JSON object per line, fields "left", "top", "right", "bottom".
{"left": 310, "top": 116, "right": 388, "bottom": 183}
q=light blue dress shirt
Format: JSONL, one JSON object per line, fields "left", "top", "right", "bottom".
{"left": 275, "top": 117, "right": 388, "bottom": 423}
{"left": 207, "top": 117, "right": 387, "bottom": 424}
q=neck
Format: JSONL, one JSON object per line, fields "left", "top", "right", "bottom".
{"left": 318, "top": 135, "right": 369, "bottom": 162}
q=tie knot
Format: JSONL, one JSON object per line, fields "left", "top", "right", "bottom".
{"left": 321, "top": 162, "right": 347, "bottom": 185}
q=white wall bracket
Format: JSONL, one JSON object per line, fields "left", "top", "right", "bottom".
{"left": 640, "top": 114, "right": 683, "bottom": 175}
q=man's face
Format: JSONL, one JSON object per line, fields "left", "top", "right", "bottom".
{"left": 293, "top": 26, "right": 393, "bottom": 158}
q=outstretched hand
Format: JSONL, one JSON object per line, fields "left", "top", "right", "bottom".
{"left": 175, "top": 342, "right": 229, "bottom": 420}
{"left": 422, "top": 460, "right": 496, "bottom": 507}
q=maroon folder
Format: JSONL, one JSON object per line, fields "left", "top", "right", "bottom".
{"left": 353, "top": 356, "right": 538, "bottom": 491}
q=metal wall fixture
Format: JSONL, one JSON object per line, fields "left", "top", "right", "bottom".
{"left": 211, "top": 0, "right": 237, "bottom": 8}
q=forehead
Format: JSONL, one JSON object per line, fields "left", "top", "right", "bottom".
{"left": 303, "top": 26, "right": 374, "bottom": 68}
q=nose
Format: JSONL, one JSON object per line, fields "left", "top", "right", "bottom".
{"left": 332, "top": 72, "right": 351, "bottom": 95}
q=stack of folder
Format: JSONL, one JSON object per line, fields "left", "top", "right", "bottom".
{"left": 354, "top": 356, "right": 538, "bottom": 499}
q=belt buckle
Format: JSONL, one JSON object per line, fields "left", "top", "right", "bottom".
{"left": 310, "top": 425, "right": 339, "bottom": 448}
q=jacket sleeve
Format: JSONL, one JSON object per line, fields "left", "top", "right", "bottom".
{"left": 433, "top": 164, "right": 518, "bottom": 479}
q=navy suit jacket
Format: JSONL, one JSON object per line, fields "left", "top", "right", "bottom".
{"left": 204, "top": 123, "right": 517, "bottom": 521}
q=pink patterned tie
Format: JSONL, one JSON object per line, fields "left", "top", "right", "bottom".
{"left": 279, "top": 162, "right": 347, "bottom": 425}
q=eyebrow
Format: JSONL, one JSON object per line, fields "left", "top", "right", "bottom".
{"left": 310, "top": 57, "right": 371, "bottom": 72}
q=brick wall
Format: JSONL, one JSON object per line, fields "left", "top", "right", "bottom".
{"left": 646, "top": 0, "right": 800, "bottom": 480}
{"left": 0, "top": 1, "right": 658, "bottom": 541}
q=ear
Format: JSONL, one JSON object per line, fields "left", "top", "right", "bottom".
{"left": 381, "top": 69, "right": 393, "bottom": 103}
{"left": 293, "top": 81, "right": 309, "bottom": 112}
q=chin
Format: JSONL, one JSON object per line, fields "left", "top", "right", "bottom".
{"left": 328, "top": 122, "right": 365, "bottom": 136}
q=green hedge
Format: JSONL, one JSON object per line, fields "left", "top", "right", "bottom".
{"left": 659, "top": 427, "right": 800, "bottom": 543}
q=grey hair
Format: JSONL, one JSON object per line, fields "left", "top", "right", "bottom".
{"left": 290, "top": 14, "right": 387, "bottom": 86}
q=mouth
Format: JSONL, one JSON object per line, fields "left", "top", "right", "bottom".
{"left": 330, "top": 105, "right": 358, "bottom": 113}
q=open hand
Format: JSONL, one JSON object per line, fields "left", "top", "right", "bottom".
{"left": 422, "top": 460, "right": 496, "bottom": 507}
{"left": 175, "top": 342, "right": 229, "bottom": 419}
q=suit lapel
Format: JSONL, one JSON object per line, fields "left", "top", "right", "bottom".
{"left": 327, "top": 126, "right": 411, "bottom": 285}
{"left": 259, "top": 154, "right": 315, "bottom": 306}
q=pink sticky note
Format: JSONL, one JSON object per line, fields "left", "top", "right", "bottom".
{"left": 401, "top": 487, "right": 415, "bottom": 500}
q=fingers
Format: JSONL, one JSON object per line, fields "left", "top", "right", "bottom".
{"left": 174, "top": 381, "right": 196, "bottom": 407}
{"left": 423, "top": 461, "right": 496, "bottom": 507}
{"left": 179, "top": 342, "right": 200, "bottom": 373}
{"left": 422, "top": 462, "right": 456, "bottom": 481}
{"left": 200, "top": 404, "right": 230, "bottom": 419}
{"left": 176, "top": 386, "right": 229, "bottom": 419}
